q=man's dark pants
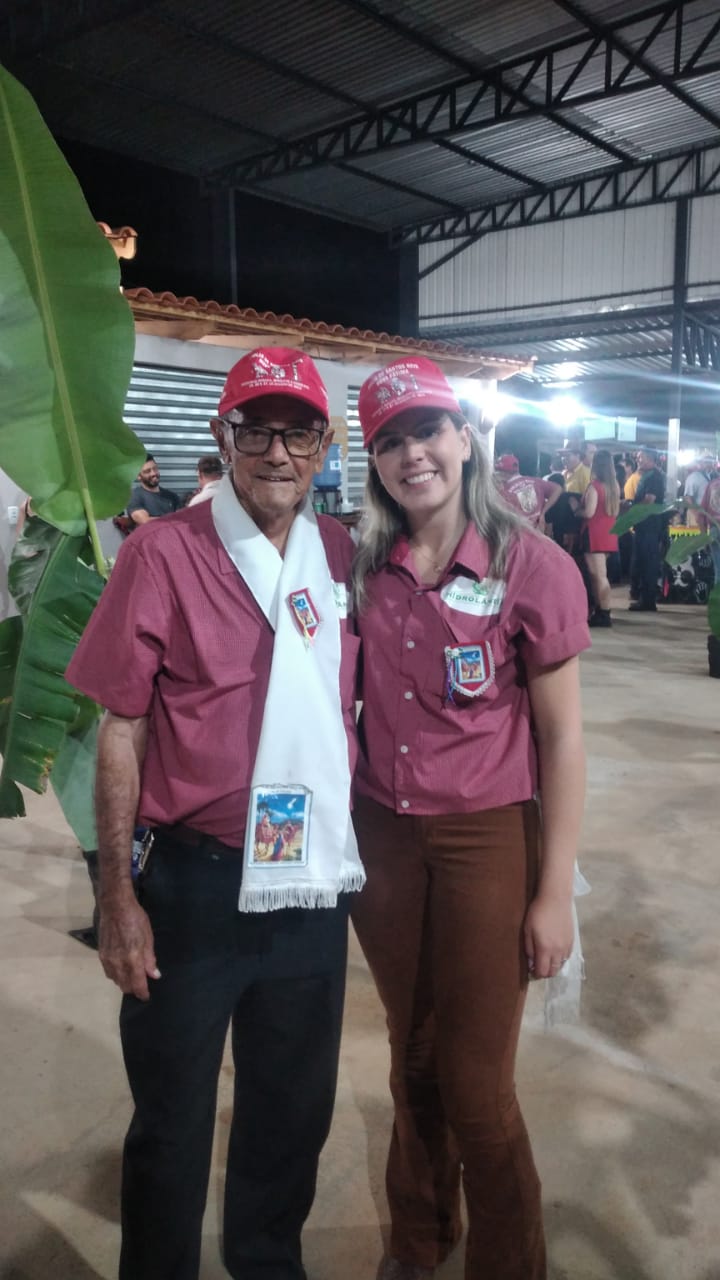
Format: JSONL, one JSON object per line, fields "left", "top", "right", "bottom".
{"left": 118, "top": 831, "right": 348, "bottom": 1280}
{"left": 630, "top": 520, "right": 662, "bottom": 607}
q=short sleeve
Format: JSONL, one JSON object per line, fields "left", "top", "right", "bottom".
{"left": 513, "top": 539, "right": 591, "bottom": 669}
{"left": 66, "top": 537, "right": 171, "bottom": 716}
{"left": 125, "top": 488, "right": 145, "bottom": 516}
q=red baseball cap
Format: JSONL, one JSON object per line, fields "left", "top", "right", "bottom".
{"left": 358, "top": 356, "right": 463, "bottom": 447}
{"left": 495, "top": 454, "right": 520, "bottom": 473}
{"left": 218, "top": 347, "right": 329, "bottom": 419}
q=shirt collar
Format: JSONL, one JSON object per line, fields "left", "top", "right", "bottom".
{"left": 389, "top": 521, "right": 491, "bottom": 586}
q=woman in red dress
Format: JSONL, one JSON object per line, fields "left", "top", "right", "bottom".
{"left": 580, "top": 449, "right": 620, "bottom": 627}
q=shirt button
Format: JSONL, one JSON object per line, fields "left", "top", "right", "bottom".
{"left": 406, "top": 640, "right": 415, "bottom": 649}
{"left": 401, "top": 800, "right": 410, "bottom": 809}
{"left": 415, "top": 590, "right": 423, "bottom": 596}
{"left": 400, "top": 745, "right": 409, "bottom": 754}
{"left": 404, "top": 691, "right": 413, "bottom": 700}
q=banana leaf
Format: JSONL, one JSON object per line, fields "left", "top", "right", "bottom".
{"left": 709, "top": 584, "right": 720, "bottom": 638}
{"left": 0, "top": 518, "right": 103, "bottom": 816}
{"left": 665, "top": 532, "right": 712, "bottom": 567}
{"left": 50, "top": 717, "right": 99, "bottom": 852}
{"left": 0, "top": 615, "right": 23, "bottom": 813}
{"left": 611, "top": 502, "right": 674, "bottom": 537}
{"left": 0, "top": 62, "right": 144, "bottom": 544}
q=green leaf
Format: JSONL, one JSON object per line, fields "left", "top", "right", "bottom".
{"left": 0, "top": 63, "right": 145, "bottom": 537}
{"left": 709, "top": 583, "right": 720, "bottom": 639}
{"left": 0, "top": 615, "right": 25, "bottom": 816}
{"left": 611, "top": 502, "right": 674, "bottom": 537}
{"left": 665, "top": 532, "right": 713, "bottom": 566}
{"left": 51, "top": 716, "right": 99, "bottom": 851}
{"left": 0, "top": 520, "right": 103, "bottom": 807}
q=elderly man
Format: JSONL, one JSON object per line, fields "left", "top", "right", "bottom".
{"left": 126, "top": 453, "right": 180, "bottom": 524}
{"left": 66, "top": 347, "right": 364, "bottom": 1280}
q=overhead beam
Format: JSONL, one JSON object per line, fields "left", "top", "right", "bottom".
{"left": 554, "top": 0, "right": 720, "bottom": 131}
{"left": 210, "top": 0, "right": 720, "bottom": 187}
{"left": 684, "top": 314, "right": 720, "bottom": 370}
{"left": 397, "top": 144, "right": 720, "bottom": 254}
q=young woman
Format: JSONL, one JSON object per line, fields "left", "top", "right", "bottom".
{"left": 579, "top": 449, "right": 620, "bottom": 627}
{"left": 351, "top": 357, "right": 590, "bottom": 1280}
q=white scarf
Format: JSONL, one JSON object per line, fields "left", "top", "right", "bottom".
{"left": 211, "top": 475, "right": 365, "bottom": 912}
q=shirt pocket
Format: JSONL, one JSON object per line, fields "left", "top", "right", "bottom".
{"left": 422, "top": 613, "right": 508, "bottom": 706}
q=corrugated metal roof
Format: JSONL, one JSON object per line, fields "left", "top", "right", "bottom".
{"left": 6, "top": 0, "right": 720, "bottom": 231}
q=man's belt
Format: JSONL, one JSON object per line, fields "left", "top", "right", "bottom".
{"left": 152, "top": 823, "right": 241, "bottom": 856}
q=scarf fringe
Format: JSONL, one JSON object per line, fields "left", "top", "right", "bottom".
{"left": 238, "top": 867, "right": 366, "bottom": 914}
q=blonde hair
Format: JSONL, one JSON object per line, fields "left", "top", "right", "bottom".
{"left": 590, "top": 449, "right": 621, "bottom": 518}
{"left": 352, "top": 417, "right": 525, "bottom": 608}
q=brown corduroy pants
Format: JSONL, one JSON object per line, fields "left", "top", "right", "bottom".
{"left": 351, "top": 796, "right": 546, "bottom": 1280}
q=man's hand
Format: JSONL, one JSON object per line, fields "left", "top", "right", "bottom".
{"left": 98, "top": 893, "right": 160, "bottom": 1001}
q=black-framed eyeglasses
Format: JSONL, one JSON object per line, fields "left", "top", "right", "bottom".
{"left": 222, "top": 418, "right": 326, "bottom": 459}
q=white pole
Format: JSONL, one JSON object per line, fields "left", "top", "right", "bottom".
{"left": 666, "top": 416, "right": 680, "bottom": 502}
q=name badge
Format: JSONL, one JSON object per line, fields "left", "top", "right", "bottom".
{"left": 440, "top": 575, "right": 506, "bottom": 616}
{"left": 444, "top": 642, "right": 495, "bottom": 702}
{"left": 332, "top": 581, "right": 348, "bottom": 618}
{"left": 288, "top": 588, "right": 320, "bottom": 644}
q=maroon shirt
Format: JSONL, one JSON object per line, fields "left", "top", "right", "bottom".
{"left": 66, "top": 502, "right": 359, "bottom": 846}
{"left": 499, "top": 474, "right": 557, "bottom": 526}
{"left": 356, "top": 523, "right": 590, "bottom": 815}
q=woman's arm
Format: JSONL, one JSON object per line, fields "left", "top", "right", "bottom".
{"left": 524, "top": 655, "right": 585, "bottom": 979}
{"left": 578, "top": 482, "right": 598, "bottom": 519}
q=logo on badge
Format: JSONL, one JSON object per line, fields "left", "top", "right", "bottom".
{"left": 288, "top": 588, "right": 321, "bottom": 644}
{"left": 444, "top": 642, "right": 495, "bottom": 703}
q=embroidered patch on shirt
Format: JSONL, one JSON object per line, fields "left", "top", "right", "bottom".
{"left": 332, "top": 581, "right": 348, "bottom": 617}
{"left": 440, "top": 575, "right": 506, "bottom": 616}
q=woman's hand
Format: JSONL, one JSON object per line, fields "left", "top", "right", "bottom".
{"left": 524, "top": 892, "right": 574, "bottom": 980}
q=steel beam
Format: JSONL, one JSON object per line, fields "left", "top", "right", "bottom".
{"left": 401, "top": 145, "right": 720, "bottom": 255}
{"left": 210, "top": 0, "right": 720, "bottom": 188}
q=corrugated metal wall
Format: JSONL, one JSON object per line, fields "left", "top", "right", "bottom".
{"left": 419, "top": 203, "right": 679, "bottom": 328}
{"left": 345, "top": 387, "right": 369, "bottom": 508}
{"left": 688, "top": 193, "right": 720, "bottom": 294}
{"left": 124, "top": 364, "right": 225, "bottom": 498}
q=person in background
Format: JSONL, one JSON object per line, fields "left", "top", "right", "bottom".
{"left": 683, "top": 453, "right": 715, "bottom": 527}
{"left": 350, "top": 356, "right": 590, "bottom": 1280}
{"left": 187, "top": 454, "right": 224, "bottom": 506}
{"left": 126, "top": 454, "right": 180, "bottom": 526}
{"left": 563, "top": 447, "right": 591, "bottom": 499}
{"left": 613, "top": 454, "right": 627, "bottom": 494}
{"left": 698, "top": 469, "right": 720, "bottom": 586}
{"left": 628, "top": 447, "right": 666, "bottom": 613}
{"left": 541, "top": 472, "right": 577, "bottom": 549}
{"left": 580, "top": 442, "right": 597, "bottom": 471}
{"left": 561, "top": 448, "right": 591, "bottom": 552}
{"left": 66, "top": 347, "right": 364, "bottom": 1280}
{"left": 493, "top": 455, "right": 562, "bottom": 531}
{"left": 579, "top": 449, "right": 620, "bottom": 627}
{"left": 622, "top": 457, "right": 641, "bottom": 504}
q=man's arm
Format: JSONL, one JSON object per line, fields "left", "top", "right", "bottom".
{"left": 523, "top": 657, "right": 585, "bottom": 979}
{"left": 96, "top": 710, "right": 160, "bottom": 1000}
{"left": 540, "top": 480, "right": 562, "bottom": 522}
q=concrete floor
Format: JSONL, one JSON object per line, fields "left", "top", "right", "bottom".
{"left": 1, "top": 589, "right": 719, "bottom": 1280}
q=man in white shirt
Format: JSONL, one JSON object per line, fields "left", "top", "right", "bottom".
{"left": 683, "top": 454, "right": 715, "bottom": 526}
{"left": 187, "top": 454, "right": 224, "bottom": 505}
